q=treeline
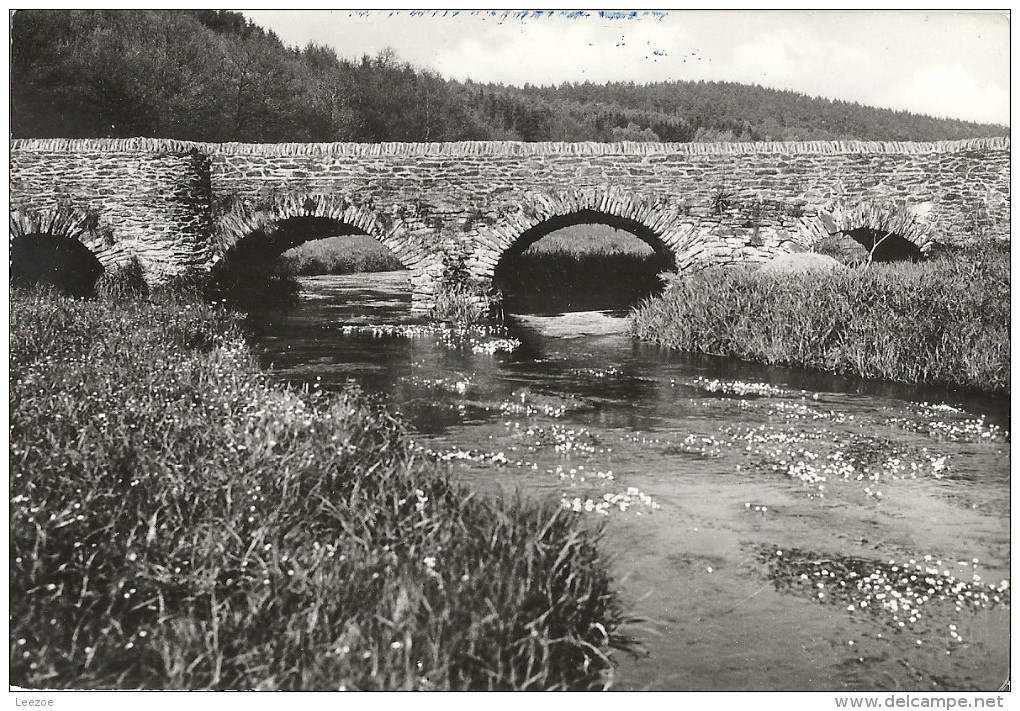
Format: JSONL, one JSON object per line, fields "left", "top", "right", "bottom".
{"left": 11, "top": 9, "right": 1009, "bottom": 143}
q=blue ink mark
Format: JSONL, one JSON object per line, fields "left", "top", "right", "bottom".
{"left": 599, "top": 10, "right": 638, "bottom": 20}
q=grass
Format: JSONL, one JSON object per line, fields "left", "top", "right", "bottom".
{"left": 631, "top": 248, "right": 1010, "bottom": 395}
{"left": 10, "top": 286, "right": 635, "bottom": 690}
{"left": 281, "top": 235, "right": 404, "bottom": 276}
{"left": 426, "top": 280, "right": 497, "bottom": 325}
{"left": 521, "top": 225, "right": 656, "bottom": 257}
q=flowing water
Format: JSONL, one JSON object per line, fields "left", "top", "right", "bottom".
{"left": 246, "top": 271, "right": 1011, "bottom": 692}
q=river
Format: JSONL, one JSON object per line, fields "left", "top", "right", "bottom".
{"left": 245, "top": 271, "right": 1010, "bottom": 691}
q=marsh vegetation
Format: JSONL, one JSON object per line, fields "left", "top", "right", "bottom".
{"left": 632, "top": 246, "right": 1010, "bottom": 395}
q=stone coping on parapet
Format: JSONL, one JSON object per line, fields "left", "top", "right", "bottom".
{"left": 9, "top": 136, "right": 1010, "bottom": 156}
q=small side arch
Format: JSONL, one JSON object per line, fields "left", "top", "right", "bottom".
{"left": 10, "top": 205, "right": 108, "bottom": 257}
{"left": 811, "top": 201, "right": 936, "bottom": 261}
{"left": 212, "top": 193, "right": 421, "bottom": 272}
{"left": 10, "top": 206, "right": 108, "bottom": 295}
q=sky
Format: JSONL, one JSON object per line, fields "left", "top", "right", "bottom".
{"left": 242, "top": 9, "right": 1010, "bottom": 127}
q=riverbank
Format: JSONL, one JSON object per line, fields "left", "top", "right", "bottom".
{"left": 631, "top": 249, "right": 1010, "bottom": 395}
{"left": 10, "top": 287, "right": 633, "bottom": 690}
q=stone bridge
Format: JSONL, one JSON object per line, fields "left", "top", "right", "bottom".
{"left": 9, "top": 137, "right": 1010, "bottom": 308}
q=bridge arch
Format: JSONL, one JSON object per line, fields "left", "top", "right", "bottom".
{"left": 808, "top": 200, "right": 935, "bottom": 262}
{"left": 10, "top": 206, "right": 109, "bottom": 295}
{"left": 470, "top": 187, "right": 712, "bottom": 283}
{"left": 11, "top": 205, "right": 111, "bottom": 260}
{"left": 212, "top": 193, "right": 425, "bottom": 272}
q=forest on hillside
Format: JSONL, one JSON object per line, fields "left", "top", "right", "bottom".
{"left": 11, "top": 9, "right": 1010, "bottom": 144}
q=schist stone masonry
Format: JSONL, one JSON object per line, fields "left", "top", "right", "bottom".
{"left": 10, "top": 137, "right": 1010, "bottom": 308}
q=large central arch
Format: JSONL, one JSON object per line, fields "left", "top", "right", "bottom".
{"left": 468, "top": 187, "right": 709, "bottom": 284}
{"left": 493, "top": 209, "right": 676, "bottom": 268}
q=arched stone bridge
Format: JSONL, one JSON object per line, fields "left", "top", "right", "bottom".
{"left": 10, "top": 137, "right": 1010, "bottom": 308}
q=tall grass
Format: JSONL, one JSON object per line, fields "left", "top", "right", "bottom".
{"left": 10, "top": 288, "right": 634, "bottom": 689}
{"left": 631, "top": 251, "right": 1010, "bottom": 394}
{"left": 281, "top": 235, "right": 404, "bottom": 276}
{"left": 427, "top": 281, "right": 497, "bottom": 325}
{"left": 95, "top": 257, "right": 149, "bottom": 301}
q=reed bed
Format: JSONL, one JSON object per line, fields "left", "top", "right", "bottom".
{"left": 10, "top": 287, "right": 634, "bottom": 690}
{"left": 631, "top": 251, "right": 1010, "bottom": 394}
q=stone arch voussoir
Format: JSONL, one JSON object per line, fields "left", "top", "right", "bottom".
{"left": 212, "top": 193, "right": 419, "bottom": 270}
{"left": 811, "top": 200, "right": 936, "bottom": 255}
{"left": 10, "top": 205, "right": 113, "bottom": 267}
{"left": 471, "top": 186, "right": 701, "bottom": 280}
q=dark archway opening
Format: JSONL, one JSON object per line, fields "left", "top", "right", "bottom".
{"left": 10, "top": 234, "right": 104, "bottom": 298}
{"left": 211, "top": 216, "right": 405, "bottom": 310}
{"left": 493, "top": 211, "right": 674, "bottom": 314}
{"left": 845, "top": 228, "right": 924, "bottom": 263}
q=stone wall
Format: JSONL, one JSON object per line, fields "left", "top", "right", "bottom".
{"left": 10, "top": 141, "right": 212, "bottom": 279}
{"left": 9, "top": 137, "right": 1010, "bottom": 304}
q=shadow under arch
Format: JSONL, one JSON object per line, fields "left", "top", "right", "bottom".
{"left": 211, "top": 213, "right": 409, "bottom": 309}
{"left": 813, "top": 201, "right": 934, "bottom": 264}
{"left": 11, "top": 233, "right": 105, "bottom": 297}
{"left": 492, "top": 209, "right": 676, "bottom": 314}
{"left": 843, "top": 228, "right": 925, "bottom": 263}
{"left": 10, "top": 208, "right": 107, "bottom": 297}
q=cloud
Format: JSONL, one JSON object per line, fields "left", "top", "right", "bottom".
{"left": 872, "top": 64, "right": 1009, "bottom": 125}
{"left": 432, "top": 15, "right": 691, "bottom": 85}
{"left": 724, "top": 29, "right": 880, "bottom": 100}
